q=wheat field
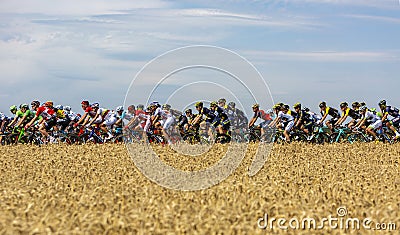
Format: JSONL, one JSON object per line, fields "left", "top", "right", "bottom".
{"left": 0, "top": 143, "right": 399, "bottom": 234}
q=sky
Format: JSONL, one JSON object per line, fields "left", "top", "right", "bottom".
{"left": 0, "top": 0, "right": 399, "bottom": 116}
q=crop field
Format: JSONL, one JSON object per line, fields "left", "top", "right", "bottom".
{"left": 0, "top": 143, "right": 399, "bottom": 234}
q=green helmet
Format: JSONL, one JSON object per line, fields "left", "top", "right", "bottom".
{"left": 20, "top": 104, "right": 29, "bottom": 109}
{"left": 10, "top": 105, "right": 17, "bottom": 112}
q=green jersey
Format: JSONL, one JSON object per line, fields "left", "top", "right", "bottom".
{"left": 15, "top": 109, "right": 35, "bottom": 122}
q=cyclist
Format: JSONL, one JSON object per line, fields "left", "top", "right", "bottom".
{"left": 218, "top": 98, "right": 228, "bottom": 110}
{"left": 319, "top": 101, "right": 340, "bottom": 130}
{"left": 53, "top": 105, "right": 71, "bottom": 132}
{"left": 163, "top": 104, "right": 182, "bottom": 120}
{"left": 114, "top": 106, "right": 130, "bottom": 127}
{"left": 86, "top": 103, "right": 116, "bottom": 140}
{"left": 378, "top": 100, "right": 400, "bottom": 139}
{"left": 149, "top": 102, "right": 175, "bottom": 143}
{"left": 74, "top": 101, "right": 97, "bottom": 127}
{"left": 268, "top": 104, "right": 294, "bottom": 142}
{"left": 216, "top": 112, "right": 231, "bottom": 141}
{"left": 8, "top": 104, "right": 35, "bottom": 129}
{"left": 226, "top": 102, "right": 248, "bottom": 130}
{"left": 210, "top": 101, "right": 230, "bottom": 137}
{"left": 248, "top": 103, "right": 273, "bottom": 137}
{"left": 25, "top": 101, "right": 57, "bottom": 143}
{"left": 0, "top": 112, "right": 12, "bottom": 143}
{"left": 354, "top": 105, "right": 382, "bottom": 140}
{"left": 293, "top": 103, "right": 313, "bottom": 135}
{"left": 63, "top": 106, "right": 80, "bottom": 128}
{"left": 335, "top": 102, "right": 361, "bottom": 128}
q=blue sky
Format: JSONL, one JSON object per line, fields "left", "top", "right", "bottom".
{"left": 0, "top": 0, "right": 399, "bottom": 115}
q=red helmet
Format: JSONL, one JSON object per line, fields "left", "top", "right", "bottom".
{"left": 81, "top": 100, "right": 89, "bottom": 106}
{"left": 45, "top": 101, "right": 53, "bottom": 107}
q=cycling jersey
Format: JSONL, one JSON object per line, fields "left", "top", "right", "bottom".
{"left": 198, "top": 107, "right": 215, "bottom": 123}
{"left": 298, "top": 109, "right": 312, "bottom": 124}
{"left": 84, "top": 107, "right": 97, "bottom": 118}
{"left": 253, "top": 110, "right": 272, "bottom": 121}
{"left": 288, "top": 110, "right": 298, "bottom": 119}
{"left": 153, "top": 107, "right": 172, "bottom": 120}
{"left": 383, "top": 106, "right": 400, "bottom": 118}
{"left": 0, "top": 112, "right": 5, "bottom": 121}
{"left": 36, "top": 106, "right": 56, "bottom": 120}
{"left": 321, "top": 107, "right": 340, "bottom": 118}
{"left": 363, "top": 111, "right": 380, "bottom": 123}
{"left": 278, "top": 111, "right": 294, "bottom": 122}
{"left": 97, "top": 108, "right": 110, "bottom": 120}
{"left": 342, "top": 107, "right": 361, "bottom": 120}
{"left": 16, "top": 109, "right": 35, "bottom": 121}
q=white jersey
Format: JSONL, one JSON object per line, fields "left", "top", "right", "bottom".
{"left": 153, "top": 107, "right": 172, "bottom": 120}
{"left": 364, "top": 111, "right": 380, "bottom": 123}
{"left": 278, "top": 111, "right": 294, "bottom": 122}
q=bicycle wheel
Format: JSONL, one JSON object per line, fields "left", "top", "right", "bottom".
{"left": 347, "top": 133, "right": 368, "bottom": 143}
{"left": 313, "top": 133, "right": 330, "bottom": 144}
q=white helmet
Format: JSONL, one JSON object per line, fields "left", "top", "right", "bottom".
{"left": 55, "top": 104, "right": 63, "bottom": 110}
{"left": 116, "top": 106, "right": 124, "bottom": 112}
{"left": 64, "top": 106, "right": 71, "bottom": 111}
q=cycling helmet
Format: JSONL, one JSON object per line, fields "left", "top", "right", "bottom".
{"left": 352, "top": 101, "right": 359, "bottom": 108}
{"left": 293, "top": 103, "right": 301, "bottom": 109}
{"left": 360, "top": 105, "right": 368, "bottom": 111}
{"left": 360, "top": 102, "right": 366, "bottom": 107}
{"left": 10, "top": 105, "right": 17, "bottom": 112}
{"left": 275, "top": 102, "right": 284, "bottom": 107}
{"left": 163, "top": 104, "right": 171, "bottom": 110}
{"left": 81, "top": 100, "right": 89, "bottom": 106}
{"left": 228, "top": 102, "right": 235, "bottom": 108}
{"left": 272, "top": 104, "right": 280, "bottom": 110}
{"left": 303, "top": 107, "right": 310, "bottom": 112}
{"left": 218, "top": 98, "right": 226, "bottom": 103}
{"left": 340, "top": 102, "right": 348, "bottom": 108}
{"left": 137, "top": 104, "right": 144, "bottom": 110}
{"left": 319, "top": 101, "right": 326, "bottom": 108}
{"left": 151, "top": 101, "right": 160, "bottom": 107}
{"left": 31, "top": 100, "right": 40, "bottom": 107}
{"left": 379, "top": 100, "right": 386, "bottom": 107}
{"left": 252, "top": 103, "right": 259, "bottom": 109}
{"left": 266, "top": 109, "right": 273, "bottom": 114}
{"left": 283, "top": 104, "right": 290, "bottom": 110}
{"left": 55, "top": 104, "right": 63, "bottom": 110}
{"left": 45, "top": 101, "right": 53, "bottom": 107}
{"left": 116, "top": 106, "right": 124, "bottom": 112}
{"left": 210, "top": 101, "right": 218, "bottom": 107}
{"left": 185, "top": 108, "right": 192, "bottom": 114}
{"left": 20, "top": 104, "right": 29, "bottom": 109}
{"left": 64, "top": 106, "right": 71, "bottom": 111}
{"left": 195, "top": 102, "right": 203, "bottom": 108}
{"left": 91, "top": 102, "right": 100, "bottom": 108}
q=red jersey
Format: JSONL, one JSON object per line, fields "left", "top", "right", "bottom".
{"left": 84, "top": 107, "right": 97, "bottom": 118}
{"left": 36, "top": 106, "right": 56, "bottom": 120}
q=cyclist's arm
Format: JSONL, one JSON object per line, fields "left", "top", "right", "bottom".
{"left": 354, "top": 118, "right": 365, "bottom": 128}
{"left": 26, "top": 116, "right": 38, "bottom": 128}
{"left": 8, "top": 116, "right": 18, "bottom": 127}
{"left": 381, "top": 113, "right": 388, "bottom": 123}
{"left": 82, "top": 115, "right": 92, "bottom": 126}
{"left": 336, "top": 114, "right": 347, "bottom": 126}
{"left": 248, "top": 117, "right": 257, "bottom": 127}
{"left": 16, "top": 112, "right": 30, "bottom": 127}
{"left": 320, "top": 112, "right": 328, "bottom": 124}
{"left": 76, "top": 112, "right": 88, "bottom": 125}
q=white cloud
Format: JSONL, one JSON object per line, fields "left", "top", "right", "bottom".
{"left": 345, "top": 14, "right": 400, "bottom": 24}
{"left": 243, "top": 50, "right": 399, "bottom": 62}
{"left": 0, "top": 0, "right": 171, "bottom": 15}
